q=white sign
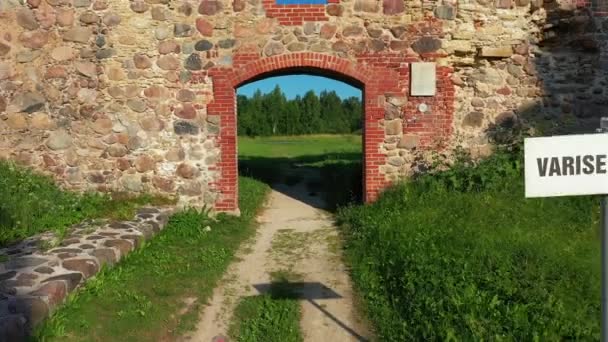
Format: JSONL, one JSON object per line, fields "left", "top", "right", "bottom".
{"left": 524, "top": 134, "right": 608, "bottom": 198}
{"left": 410, "top": 62, "right": 436, "bottom": 96}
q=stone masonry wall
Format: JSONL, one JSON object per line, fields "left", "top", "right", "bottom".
{"left": 0, "top": 0, "right": 605, "bottom": 212}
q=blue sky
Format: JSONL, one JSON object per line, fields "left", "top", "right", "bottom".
{"left": 237, "top": 75, "right": 362, "bottom": 99}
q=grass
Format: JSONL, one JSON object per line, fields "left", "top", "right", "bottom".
{"left": 0, "top": 161, "right": 174, "bottom": 247}
{"left": 338, "top": 148, "right": 601, "bottom": 340}
{"left": 33, "top": 176, "right": 270, "bottom": 342}
{"left": 239, "top": 134, "right": 362, "bottom": 210}
{"left": 238, "top": 134, "right": 361, "bottom": 158}
{"left": 228, "top": 270, "right": 303, "bottom": 342}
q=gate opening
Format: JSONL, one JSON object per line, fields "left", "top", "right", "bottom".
{"left": 236, "top": 72, "right": 363, "bottom": 211}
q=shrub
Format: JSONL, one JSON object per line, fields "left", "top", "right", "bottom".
{"left": 338, "top": 148, "right": 600, "bottom": 340}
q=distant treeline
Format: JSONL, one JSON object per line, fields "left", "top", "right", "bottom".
{"left": 237, "top": 86, "right": 362, "bottom": 136}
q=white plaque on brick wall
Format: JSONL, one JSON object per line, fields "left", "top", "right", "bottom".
{"left": 410, "top": 62, "right": 436, "bottom": 96}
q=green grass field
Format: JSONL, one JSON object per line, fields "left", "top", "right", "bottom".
{"left": 34, "top": 177, "right": 269, "bottom": 341}
{"left": 0, "top": 161, "right": 174, "bottom": 247}
{"left": 338, "top": 149, "right": 601, "bottom": 340}
{"left": 238, "top": 134, "right": 361, "bottom": 158}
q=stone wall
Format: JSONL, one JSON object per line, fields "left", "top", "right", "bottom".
{"left": 0, "top": 0, "right": 605, "bottom": 212}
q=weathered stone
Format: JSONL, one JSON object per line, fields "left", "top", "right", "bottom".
{"left": 91, "top": 118, "right": 112, "bottom": 135}
{"left": 287, "top": 42, "right": 306, "bottom": 52}
{"left": 5, "top": 257, "right": 47, "bottom": 269}
{"left": 75, "top": 62, "right": 97, "bottom": 78}
{"left": 175, "top": 89, "right": 194, "bottom": 102}
{"left": 383, "top": 0, "right": 404, "bottom": 14}
{"left": 20, "top": 30, "right": 49, "bottom": 49}
{"left": 0, "top": 42, "right": 10, "bottom": 56}
{"left": 30, "top": 281, "right": 66, "bottom": 307}
{"left": 196, "top": 18, "right": 214, "bottom": 36}
{"left": 174, "top": 23, "right": 193, "bottom": 37}
{"left": 496, "top": 0, "right": 512, "bottom": 8}
{"left": 133, "top": 54, "right": 152, "bottom": 69}
{"left": 198, "top": 0, "right": 222, "bottom": 14}
{"left": 264, "top": 41, "right": 284, "bottom": 56}
{"left": 176, "top": 103, "right": 197, "bottom": 119}
{"left": 332, "top": 41, "right": 350, "bottom": 53}
{"left": 218, "top": 39, "right": 236, "bottom": 49}
{"left": 31, "top": 113, "right": 54, "bottom": 130}
{"left": 463, "top": 112, "right": 484, "bottom": 127}
{"left": 131, "top": 1, "right": 149, "bottom": 13}
{"left": 153, "top": 176, "right": 174, "bottom": 191}
{"left": 184, "top": 53, "right": 203, "bottom": 70}
{"left": 177, "top": 163, "right": 198, "bottom": 179}
{"left": 174, "top": 121, "right": 199, "bottom": 135}
{"left": 480, "top": 46, "right": 513, "bottom": 57}
{"left": 103, "top": 12, "right": 121, "bottom": 26}
{"left": 56, "top": 8, "right": 75, "bottom": 26}
{"left": 389, "top": 40, "right": 409, "bottom": 51}
{"left": 435, "top": 5, "right": 455, "bottom": 19}
{"left": 389, "top": 25, "right": 406, "bottom": 39}
{"left": 151, "top": 6, "right": 169, "bottom": 20}
{"left": 91, "top": 248, "right": 117, "bottom": 266}
{"left": 411, "top": 37, "right": 441, "bottom": 54}
{"left": 74, "top": 0, "right": 91, "bottom": 7}
{"left": 370, "top": 39, "right": 385, "bottom": 52}
{"left": 104, "top": 239, "right": 133, "bottom": 256}
{"left": 195, "top": 40, "right": 214, "bottom": 51}
{"left": 6, "top": 113, "right": 27, "bottom": 130}
{"left": 46, "top": 130, "right": 72, "bottom": 150}
{"left": 157, "top": 55, "right": 180, "bottom": 70}
{"left": 50, "top": 46, "right": 75, "bottom": 61}
{"left": 45, "top": 65, "right": 68, "bottom": 79}
{"left": 0, "top": 96, "right": 6, "bottom": 113}
{"left": 398, "top": 134, "right": 419, "bottom": 149}
{"left": 384, "top": 119, "right": 402, "bottom": 135}
{"left": 96, "top": 48, "right": 115, "bottom": 59}
{"left": 343, "top": 26, "right": 364, "bottom": 37}
{"left": 10, "top": 92, "right": 45, "bottom": 113}
{"left": 233, "top": 0, "right": 246, "bottom": 11}
{"left": 158, "top": 40, "right": 180, "bottom": 54}
{"left": 108, "top": 144, "right": 128, "bottom": 157}
{"left": 319, "top": 24, "right": 337, "bottom": 39}
{"left": 354, "top": 0, "right": 379, "bottom": 12}
{"left": 388, "top": 156, "right": 405, "bottom": 166}
{"left": 134, "top": 155, "right": 155, "bottom": 172}
{"left": 166, "top": 147, "right": 186, "bottom": 161}
{"left": 127, "top": 99, "right": 147, "bottom": 113}
{"left": 34, "top": 266, "right": 54, "bottom": 274}
{"left": 79, "top": 11, "right": 99, "bottom": 24}
{"left": 41, "top": 273, "right": 82, "bottom": 291}
{"left": 63, "top": 27, "right": 92, "bottom": 43}
{"left": 326, "top": 4, "right": 344, "bottom": 16}
{"left": 17, "top": 8, "right": 39, "bottom": 30}
{"left": 234, "top": 24, "right": 253, "bottom": 38}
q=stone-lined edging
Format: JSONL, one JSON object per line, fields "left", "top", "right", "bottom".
{"left": 0, "top": 207, "right": 173, "bottom": 341}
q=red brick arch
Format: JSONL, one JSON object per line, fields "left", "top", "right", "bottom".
{"left": 208, "top": 52, "right": 400, "bottom": 212}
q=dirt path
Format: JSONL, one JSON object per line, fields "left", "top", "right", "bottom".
{"left": 180, "top": 173, "right": 371, "bottom": 342}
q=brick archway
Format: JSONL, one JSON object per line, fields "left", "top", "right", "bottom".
{"left": 207, "top": 52, "right": 400, "bottom": 212}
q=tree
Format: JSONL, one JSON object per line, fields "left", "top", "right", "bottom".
{"left": 236, "top": 85, "right": 362, "bottom": 136}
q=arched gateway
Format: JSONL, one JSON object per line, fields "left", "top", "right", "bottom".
{"left": 208, "top": 52, "right": 415, "bottom": 211}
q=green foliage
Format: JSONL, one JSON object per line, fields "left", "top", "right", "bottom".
{"left": 229, "top": 271, "right": 303, "bottom": 342}
{"left": 237, "top": 87, "right": 362, "bottom": 137}
{"left": 33, "top": 177, "right": 269, "bottom": 342}
{"left": 338, "top": 149, "right": 601, "bottom": 341}
{"left": 0, "top": 161, "right": 173, "bottom": 247}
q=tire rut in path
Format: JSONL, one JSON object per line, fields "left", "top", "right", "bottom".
{"left": 180, "top": 178, "right": 371, "bottom": 342}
